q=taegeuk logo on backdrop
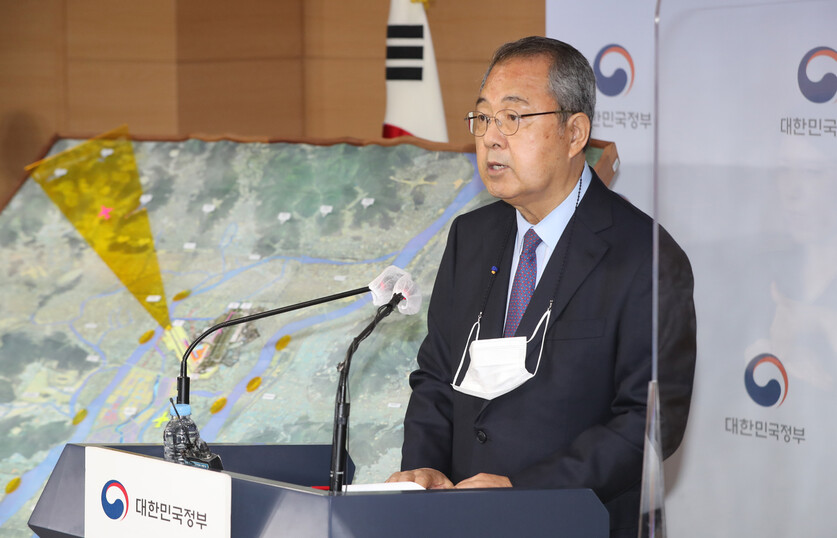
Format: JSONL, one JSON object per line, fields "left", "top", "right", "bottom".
{"left": 589, "top": 43, "right": 650, "bottom": 134}
{"left": 744, "top": 353, "right": 788, "bottom": 407}
{"left": 797, "top": 46, "right": 837, "bottom": 103}
{"left": 593, "top": 44, "right": 634, "bottom": 97}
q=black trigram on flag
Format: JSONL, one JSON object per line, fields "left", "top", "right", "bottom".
{"left": 386, "top": 25, "right": 424, "bottom": 81}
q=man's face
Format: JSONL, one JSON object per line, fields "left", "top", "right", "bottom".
{"left": 476, "top": 54, "right": 583, "bottom": 223}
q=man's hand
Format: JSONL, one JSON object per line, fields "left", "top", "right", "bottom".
{"left": 385, "top": 468, "right": 453, "bottom": 489}
{"left": 454, "top": 473, "right": 512, "bottom": 489}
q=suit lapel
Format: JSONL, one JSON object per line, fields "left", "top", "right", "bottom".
{"left": 461, "top": 204, "right": 514, "bottom": 418}
{"left": 475, "top": 173, "right": 613, "bottom": 416}
{"left": 514, "top": 173, "right": 612, "bottom": 339}
{"left": 480, "top": 206, "right": 516, "bottom": 339}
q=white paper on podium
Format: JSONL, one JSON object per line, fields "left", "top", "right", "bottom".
{"left": 84, "top": 447, "right": 231, "bottom": 538}
{"left": 344, "top": 481, "right": 425, "bottom": 493}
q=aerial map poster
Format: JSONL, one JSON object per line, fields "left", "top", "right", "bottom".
{"left": 0, "top": 131, "right": 489, "bottom": 536}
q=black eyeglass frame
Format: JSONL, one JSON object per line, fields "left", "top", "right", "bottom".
{"left": 464, "top": 109, "right": 576, "bottom": 137}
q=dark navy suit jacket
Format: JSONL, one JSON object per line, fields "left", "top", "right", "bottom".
{"left": 401, "top": 171, "right": 696, "bottom": 536}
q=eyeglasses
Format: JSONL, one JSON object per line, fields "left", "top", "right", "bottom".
{"left": 464, "top": 109, "right": 573, "bottom": 137}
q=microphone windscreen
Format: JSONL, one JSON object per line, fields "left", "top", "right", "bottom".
{"left": 393, "top": 274, "right": 422, "bottom": 315}
{"left": 368, "top": 265, "right": 407, "bottom": 305}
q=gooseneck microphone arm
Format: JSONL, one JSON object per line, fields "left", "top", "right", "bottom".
{"left": 176, "top": 286, "right": 370, "bottom": 405}
{"left": 329, "top": 292, "right": 404, "bottom": 493}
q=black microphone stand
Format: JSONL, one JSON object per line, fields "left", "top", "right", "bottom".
{"left": 176, "top": 286, "right": 370, "bottom": 405}
{"left": 329, "top": 292, "right": 404, "bottom": 493}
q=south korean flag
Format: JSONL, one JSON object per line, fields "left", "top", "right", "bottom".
{"left": 382, "top": 0, "right": 448, "bottom": 142}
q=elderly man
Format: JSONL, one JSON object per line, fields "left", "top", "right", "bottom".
{"left": 387, "top": 36, "right": 696, "bottom": 537}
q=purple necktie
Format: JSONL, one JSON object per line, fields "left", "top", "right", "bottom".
{"left": 504, "top": 228, "right": 542, "bottom": 337}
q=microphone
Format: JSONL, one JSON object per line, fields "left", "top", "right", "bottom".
{"left": 369, "top": 266, "right": 421, "bottom": 314}
{"left": 175, "top": 265, "right": 410, "bottom": 406}
{"left": 329, "top": 273, "right": 421, "bottom": 493}
{"left": 393, "top": 273, "right": 421, "bottom": 315}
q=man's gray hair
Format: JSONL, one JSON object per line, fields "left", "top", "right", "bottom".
{"left": 481, "top": 36, "right": 596, "bottom": 151}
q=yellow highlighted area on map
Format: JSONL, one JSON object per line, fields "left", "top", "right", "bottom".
{"left": 138, "top": 329, "right": 156, "bottom": 345}
{"left": 5, "top": 477, "right": 21, "bottom": 495}
{"left": 72, "top": 409, "right": 88, "bottom": 425}
{"left": 210, "top": 397, "right": 227, "bottom": 414}
{"left": 246, "top": 377, "right": 261, "bottom": 392}
{"left": 26, "top": 126, "right": 171, "bottom": 328}
{"left": 275, "top": 335, "right": 291, "bottom": 351}
{"left": 173, "top": 290, "right": 191, "bottom": 301}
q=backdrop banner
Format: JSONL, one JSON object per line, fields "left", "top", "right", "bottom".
{"left": 546, "top": 0, "right": 656, "bottom": 213}
{"left": 657, "top": 2, "right": 837, "bottom": 536}
{"left": 552, "top": 0, "right": 837, "bottom": 535}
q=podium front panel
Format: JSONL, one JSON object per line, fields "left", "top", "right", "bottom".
{"left": 330, "top": 487, "right": 608, "bottom": 538}
{"left": 30, "top": 444, "right": 607, "bottom": 537}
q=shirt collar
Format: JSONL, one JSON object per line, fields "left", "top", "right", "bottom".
{"left": 514, "top": 163, "right": 592, "bottom": 251}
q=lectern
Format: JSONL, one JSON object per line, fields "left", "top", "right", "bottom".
{"left": 29, "top": 443, "right": 608, "bottom": 537}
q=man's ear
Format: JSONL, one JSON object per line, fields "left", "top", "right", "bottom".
{"left": 566, "top": 112, "right": 591, "bottom": 158}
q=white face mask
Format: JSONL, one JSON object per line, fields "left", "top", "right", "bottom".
{"left": 451, "top": 306, "right": 551, "bottom": 400}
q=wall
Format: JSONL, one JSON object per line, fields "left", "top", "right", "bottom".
{"left": 176, "top": 0, "right": 305, "bottom": 137}
{"left": 0, "top": 0, "right": 544, "bottom": 207}
{"left": 0, "top": 1, "right": 66, "bottom": 207}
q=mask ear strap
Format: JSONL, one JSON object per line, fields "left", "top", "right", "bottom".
{"left": 526, "top": 301, "right": 552, "bottom": 376}
{"left": 452, "top": 313, "right": 482, "bottom": 386}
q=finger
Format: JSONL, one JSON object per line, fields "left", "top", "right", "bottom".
{"left": 386, "top": 470, "right": 433, "bottom": 488}
{"left": 411, "top": 474, "right": 434, "bottom": 488}
{"left": 386, "top": 468, "right": 453, "bottom": 489}
{"left": 385, "top": 472, "right": 409, "bottom": 483}
{"left": 427, "top": 474, "right": 454, "bottom": 489}
{"left": 454, "top": 473, "right": 511, "bottom": 489}
{"left": 454, "top": 478, "right": 480, "bottom": 489}
{"left": 416, "top": 470, "right": 450, "bottom": 489}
